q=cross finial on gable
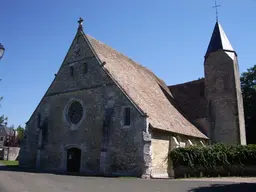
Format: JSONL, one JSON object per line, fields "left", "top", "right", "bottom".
{"left": 78, "top": 17, "right": 84, "bottom": 31}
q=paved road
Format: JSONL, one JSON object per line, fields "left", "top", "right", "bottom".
{"left": 0, "top": 171, "right": 256, "bottom": 192}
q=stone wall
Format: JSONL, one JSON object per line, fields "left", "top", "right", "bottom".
{"left": 29, "top": 83, "right": 146, "bottom": 176}
{"left": 204, "top": 51, "right": 245, "bottom": 145}
{"left": 19, "top": 30, "right": 147, "bottom": 176}
{"left": 233, "top": 57, "right": 247, "bottom": 145}
{"left": 3, "top": 147, "right": 20, "bottom": 161}
{"left": 151, "top": 131, "right": 169, "bottom": 178}
{"left": 150, "top": 130, "right": 207, "bottom": 178}
{"left": 0, "top": 137, "right": 6, "bottom": 147}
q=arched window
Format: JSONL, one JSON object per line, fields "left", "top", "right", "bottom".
{"left": 70, "top": 66, "right": 74, "bottom": 76}
{"left": 42, "top": 119, "right": 48, "bottom": 144}
{"left": 67, "top": 101, "right": 83, "bottom": 124}
{"left": 123, "top": 107, "right": 131, "bottom": 126}
{"left": 84, "top": 63, "right": 88, "bottom": 74}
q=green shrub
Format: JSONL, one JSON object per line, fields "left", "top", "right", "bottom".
{"left": 169, "top": 143, "right": 256, "bottom": 169}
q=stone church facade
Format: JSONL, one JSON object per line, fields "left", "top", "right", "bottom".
{"left": 19, "top": 19, "right": 246, "bottom": 178}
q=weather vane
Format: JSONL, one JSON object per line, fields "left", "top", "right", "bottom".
{"left": 212, "top": 0, "right": 221, "bottom": 21}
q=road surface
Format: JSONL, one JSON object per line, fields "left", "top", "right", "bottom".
{"left": 0, "top": 171, "right": 255, "bottom": 192}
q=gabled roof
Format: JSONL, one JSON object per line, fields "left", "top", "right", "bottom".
{"left": 168, "top": 78, "right": 207, "bottom": 120}
{"left": 84, "top": 33, "right": 208, "bottom": 139}
{"left": 205, "top": 22, "right": 235, "bottom": 58}
{"left": 4, "top": 127, "right": 14, "bottom": 135}
{"left": 0, "top": 125, "right": 14, "bottom": 136}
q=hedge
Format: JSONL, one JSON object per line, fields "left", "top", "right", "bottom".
{"left": 169, "top": 143, "right": 256, "bottom": 169}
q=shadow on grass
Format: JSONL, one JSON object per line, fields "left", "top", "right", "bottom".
{"left": 189, "top": 183, "right": 256, "bottom": 192}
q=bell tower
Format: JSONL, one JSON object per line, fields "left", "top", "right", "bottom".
{"left": 204, "top": 22, "right": 246, "bottom": 145}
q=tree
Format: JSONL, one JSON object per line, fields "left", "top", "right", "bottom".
{"left": 0, "top": 115, "right": 8, "bottom": 125}
{"left": 0, "top": 79, "right": 8, "bottom": 126}
{"left": 16, "top": 125, "right": 25, "bottom": 141}
{"left": 240, "top": 65, "right": 256, "bottom": 144}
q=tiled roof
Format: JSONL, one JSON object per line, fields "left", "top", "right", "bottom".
{"left": 168, "top": 79, "right": 207, "bottom": 120}
{"left": 0, "top": 125, "right": 14, "bottom": 136}
{"left": 85, "top": 34, "right": 208, "bottom": 139}
{"left": 4, "top": 127, "right": 13, "bottom": 135}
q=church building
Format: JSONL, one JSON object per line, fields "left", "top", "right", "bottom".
{"left": 19, "top": 18, "right": 246, "bottom": 178}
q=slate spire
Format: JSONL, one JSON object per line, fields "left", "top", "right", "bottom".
{"left": 205, "top": 22, "right": 235, "bottom": 58}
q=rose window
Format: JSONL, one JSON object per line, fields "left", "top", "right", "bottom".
{"left": 67, "top": 101, "right": 83, "bottom": 124}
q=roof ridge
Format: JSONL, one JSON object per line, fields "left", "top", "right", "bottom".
{"left": 169, "top": 78, "right": 205, "bottom": 87}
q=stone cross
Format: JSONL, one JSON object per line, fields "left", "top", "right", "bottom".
{"left": 78, "top": 17, "right": 84, "bottom": 31}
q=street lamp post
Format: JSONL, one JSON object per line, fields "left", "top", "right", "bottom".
{"left": 0, "top": 43, "right": 5, "bottom": 60}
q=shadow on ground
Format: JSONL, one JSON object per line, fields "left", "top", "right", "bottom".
{"left": 0, "top": 165, "right": 93, "bottom": 177}
{"left": 0, "top": 165, "right": 138, "bottom": 178}
{"left": 189, "top": 183, "right": 256, "bottom": 192}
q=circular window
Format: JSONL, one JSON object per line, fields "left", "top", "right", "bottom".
{"left": 67, "top": 101, "right": 83, "bottom": 124}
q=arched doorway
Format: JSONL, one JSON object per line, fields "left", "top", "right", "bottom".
{"left": 66, "top": 148, "right": 81, "bottom": 173}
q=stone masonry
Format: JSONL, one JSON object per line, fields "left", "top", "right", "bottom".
{"left": 169, "top": 22, "right": 246, "bottom": 146}
{"left": 19, "top": 19, "right": 246, "bottom": 179}
{"left": 19, "top": 25, "right": 147, "bottom": 176}
{"left": 204, "top": 51, "right": 246, "bottom": 145}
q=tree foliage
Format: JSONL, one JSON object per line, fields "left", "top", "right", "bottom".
{"left": 0, "top": 80, "right": 7, "bottom": 126}
{"left": 241, "top": 65, "right": 256, "bottom": 144}
{"left": 169, "top": 144, "right": 256, "bottom": 169}
{"left": 16, "top": 125, "right": 25, "bottom": 141}
{"left": 0, "top": 115, "right": 8, "bottom": 125}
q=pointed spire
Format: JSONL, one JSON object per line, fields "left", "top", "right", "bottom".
{"left": 205, "top": 22, "right": 235, "bottom": 58}
{"left": 78, "top": 17, "right": 84, "bottom": 31}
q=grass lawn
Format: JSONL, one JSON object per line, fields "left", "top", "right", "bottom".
{"left": 0, "top": 160, "right": 19, "bottom": 166}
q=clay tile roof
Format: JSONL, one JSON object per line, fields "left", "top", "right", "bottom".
{"left": 85, "top": 34, "right": 208, "bottom": 139}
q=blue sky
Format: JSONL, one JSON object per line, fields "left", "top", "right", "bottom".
{"left": 0, "top": 0, "right": 255, "bottom": 128}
